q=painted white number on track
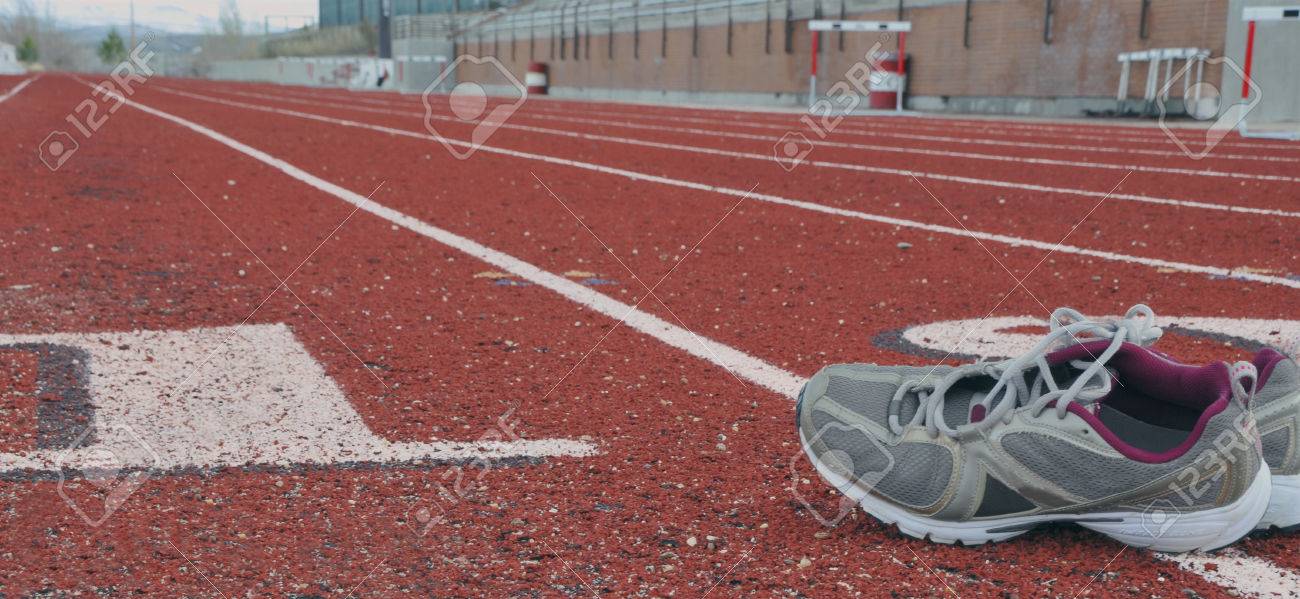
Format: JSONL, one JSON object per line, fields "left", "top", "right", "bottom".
{"left": 897, "top": 316, "right": 1299, "bottom": 359}
{"left": 0, "top": 324, "right": 596, "bottom": 476}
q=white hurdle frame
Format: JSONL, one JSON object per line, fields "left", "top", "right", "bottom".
{"left": 1240, "top": 6, "right": 1300, "bottom": 139}
{"left": 807, "top": 20, "right": 911, "bottom": 111}
{"left": 1116, "top": 47, "right": 1208, "bottom": 111}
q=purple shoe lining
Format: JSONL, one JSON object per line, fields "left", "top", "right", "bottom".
{"left": 1043, "top": 340, "right": 1231, "bottom": 464}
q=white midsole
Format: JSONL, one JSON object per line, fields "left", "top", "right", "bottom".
{"left": 800, "top": 431, "right": 1272, "bottom": 552}
{"left": 1257, "top": 472, "right": 1300, "bottom": 530}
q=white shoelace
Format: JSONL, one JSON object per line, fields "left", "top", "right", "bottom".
{"left": 888, "top": 304, "right": 1164, "bottom": 438}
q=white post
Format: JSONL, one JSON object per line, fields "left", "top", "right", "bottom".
{"left": 1144, "top": 56, "right": 1159, "bottom": 101}
{"left": 1117, "top": 58, "right": 1130, "bottom": 101}
{"left": 808, "top": 29, "right": 819, "bottom": 108}
{"left": 1161, "top": 53, "right": 1174, "bottom": 101}
{"left": 1193, "top": 55, "right": 1204, "bottom": 106}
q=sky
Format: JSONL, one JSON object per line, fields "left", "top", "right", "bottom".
{"left": 39, "top": 0, "right": 320, "bottom": 34}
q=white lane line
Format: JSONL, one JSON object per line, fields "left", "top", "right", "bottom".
{"left": 1157, "top": 549, "right": 1300, "bottom": 598}
{"left": 148, "top": 85, "right": 1300, "bottom": 289}
{"left": 93, "top": 81, "right": 806, "bottom": 399}
{"left": 325, "top": 88, "right": 1297, "bottom": 163}
{"left": 220, "top": 85, "right": 1299, "bottom": 166}
{"left": 514, "top": 97, "right": 1300, "bottom": 152}
{"left": 136, "top": 80, "right": 1300, "bottom": 599}
{"left": 182, "top": 85, "right": 1300, "bottom": 220}
{"left": 504, "top": 106, "right": 1300, "bottom": 178}
{"left": 217, "top": 85, "right": 1300, "bottom": 179}
{"left": 0, "top": 74, "right": 39, "bottom": 104}
{"left": 853, "top": 122, "right": 1300, "bottom": 152}
{"left": 248, "top": 82, "right": 1300, "bottom": 154}
{"left": 548, "top": 107, "right": 1300, "bottom": 163}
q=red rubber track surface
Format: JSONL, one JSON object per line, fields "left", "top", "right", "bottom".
{"left": 227, "top": 77, "right": 1300, "bottom": 153}
{"left": 119, "top": 84, "right": 1298, "bottom": 373}
{"left": 236, "top": 79, "right": 1300, "bottom": 161}
{"left": 163, "top": 79, "right": 1300, "bottom": 272}
{"left": 190, "top": 78, "right": 1300, "bottom": 187}
{"left": 1, "top": 74, "right": 1297, "bottom": 597}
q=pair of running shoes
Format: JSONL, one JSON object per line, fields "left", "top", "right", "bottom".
{"left": 796, "top": 305, "right": 1298, "bottom": 552}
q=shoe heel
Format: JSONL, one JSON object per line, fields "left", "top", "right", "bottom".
{"left": 1258, "top": 473, "right": 1300, "bottom": 531}
{"left": 1082, "top": 466, "right": 1272, "bottom": 553}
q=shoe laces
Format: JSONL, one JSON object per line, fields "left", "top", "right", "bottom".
{"left": 888, "top": 304, "right": 1163, "bottom": 439}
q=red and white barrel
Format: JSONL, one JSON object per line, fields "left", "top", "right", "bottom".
{"left": 526, "top": 62, "right": 549, "bottom": 95}
{"left": 868, "top": 52, "right": 906, "bottom": 110}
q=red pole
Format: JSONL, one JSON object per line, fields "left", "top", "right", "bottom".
{"left": 810, "top": 31, "right": 819, "bottom": 77}
{"left": 1242, "top": 20, "right": 1256, "bottom": 98}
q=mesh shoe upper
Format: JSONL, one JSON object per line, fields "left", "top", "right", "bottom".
{"left": 1252, "top": 349, "right": 1300, "bottom": 476}
{"left": 811, "top": 364, "right": 957, "bottom": 431}
{"left": 798, "top": 336, "right": 1264, "bottom": 521}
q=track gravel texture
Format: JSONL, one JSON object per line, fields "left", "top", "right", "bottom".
{"left": 0, "top": 73, "right": 1297, "bottom": 598}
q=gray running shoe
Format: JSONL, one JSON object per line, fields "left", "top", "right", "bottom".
{"left": 1034, "top": 307, "right": 1300, "bottom": 532}
{"left": 796, "top": 305, "right": 1270, "bottom": 552}
{"left": 1245, "top": 346, "right": 1300, "bottom": 531}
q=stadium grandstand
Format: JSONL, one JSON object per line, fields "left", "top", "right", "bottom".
{"left": 318, "top": 0, "right": 523, "bottom": 27}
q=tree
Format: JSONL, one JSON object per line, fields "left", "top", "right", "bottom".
{"left": 218, "top": 0, "right": 243, "bottom": 37}
{"left": 16, "top": 35, "right": 36, "bottom": 62}
{"left": 1, "top": 0, "right": 92, "bottom": 69}
{"left": 97, "top": 29, "right": 126, "bottom": 64}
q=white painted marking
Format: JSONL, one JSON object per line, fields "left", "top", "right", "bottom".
{"left": 148, "top": 85, "right": 1300, "bottom": 289}
{"left": 0, "top": 324, "right": 595, "bottom": 474}
{"left": 384, "top": 87, "right": 1300, "bottom": 163}
{"left": 589, "top": 103, "right": 1300, "bottom": 153}
{"left": 199, "top": 85, "right": 1300, "bottom": 219}
{"left": 81, "top": 78, "right": 806, "bottom": 400}
{"left": 545, "top": 98, "right": 1300, "bottom": 153}
{"left": 500, "top": 105, "right": 1300, "bottom": 181}
{"left": 1157, "top": 549, "right": 1300, "bottom": 598}
{"left": 254, "top": 81, "right": 1300, "bottom": 154}
{"left": 0, "top": 74, "right": 38, "bottom": 104}
{"left": 518, "top": 106, "right": 1299, "bottom": 164}
{"left": 898, "top": 316, "right": 1300, "bottom": 359}
{"left": 215, "top": 85, "right": 1300, "bottom": 181}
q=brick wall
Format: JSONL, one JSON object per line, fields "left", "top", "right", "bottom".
{"left": 455, "top": 0, "right": 1227, "bottom": 104}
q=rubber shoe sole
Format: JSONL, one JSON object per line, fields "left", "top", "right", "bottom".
{"left": 1256, "top": 473, "right": 1300, "bottom": 532}
{"left": 800, "top": 430, "right": 1272, "bottom": 553}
